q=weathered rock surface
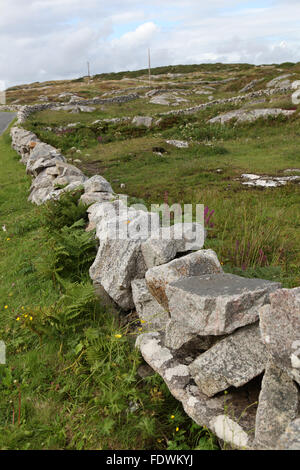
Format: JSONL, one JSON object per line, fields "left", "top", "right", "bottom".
{"left": 189, "top": 323, "right": 268, "bottom": 397}
{"left": 145, "top": 250, "right": 223, "bottom": 310}
{"left": 277, "top": 419, "right": 300, "bottom": 450}
{"left": 90, "top": 211, "right": 156, "bottom": 310}
{"left": 259, "top": 287, "right": 300, "bottom": 385}
{"left": 131, "top": 279, "right": 169, "bottom": 331}
{"left": 132, "top": 116, "right": 153, "bottom": 128}
{"left": 240, "top": 173, "right": 300, "bottom": 187}
{"left": 136, "top": 332, "right": 257, "bottom": 449}
{"left": 165, "top": 273, "right": 280, "bottom": 337}
{"left": 209, "top": 108, "right": 295, "bottom": 125}
{"left": 84, "top": 175, "right": 113, "bottom": 194}
{"left": 80, "top": 191, "right": 115, "bottom": 206}
{"left": 164, "top": 319, "right": 217, "bottom": 351}
{"left": 254, "top": 362, "right": 299, "bottom": 449}
{"left": 141, "top": 223, "right": 205, "bottom": 269}
{"left": 266, "top": 74, "right": 292, "bottom": 88}
{"left": 86, "top": 199, "right": 128, "bottom": 232}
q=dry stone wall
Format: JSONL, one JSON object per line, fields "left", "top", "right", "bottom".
{"left": 8, "top": 95, "right": 300, "bottom": 450}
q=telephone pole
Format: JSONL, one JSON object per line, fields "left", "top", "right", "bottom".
{"left": 87, "top": 61, "right": 91, "bottom": 83}
{"left": 148, "top": 48, "right": 151, "bottom": 87}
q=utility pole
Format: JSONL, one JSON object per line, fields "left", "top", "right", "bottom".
{"left": 148, "top": 48, "right": 151, "bottom": 87}
{"left": 87, "top": 61, "right": 91, "bottom": 83}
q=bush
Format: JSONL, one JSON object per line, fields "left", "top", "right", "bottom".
{"left": 41, "top": 189, "right": 87, "bottom": 232}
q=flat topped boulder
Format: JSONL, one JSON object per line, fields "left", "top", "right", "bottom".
{"left": 145, "top": 250, "right": 223, "bottom": 311}
{"left": 166, "top": 273, "right": 280, "bottom": 336}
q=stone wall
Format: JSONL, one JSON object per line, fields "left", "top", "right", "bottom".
{"left": 8, "top": 99, "right": 300, "bottom": 451}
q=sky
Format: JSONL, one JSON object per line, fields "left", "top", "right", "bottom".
{"left": 1, "top": 0, "right": 300, "bottom": 88}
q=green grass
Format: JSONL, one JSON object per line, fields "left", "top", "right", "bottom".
{"left": 0, "top": 130, "right": 218, "bottom": 450}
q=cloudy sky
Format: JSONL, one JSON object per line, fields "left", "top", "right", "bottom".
{"left": 1, "top": 0, "right": 300, "bottom": 88}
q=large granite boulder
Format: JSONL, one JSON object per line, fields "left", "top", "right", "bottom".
{"left": 189, "top": 323, "right": 268, "bottom": 397}
{"left": 145, "top": 250, "right": 223, "bottom": 311}
{"left": 259, "top": 287, "right": 300, "bottom": 385}
{"left": 165, "top": 273, "right": 280, "bottom": 337}
{"left": 89, "top": 211, "right": 157, "bottom": 310}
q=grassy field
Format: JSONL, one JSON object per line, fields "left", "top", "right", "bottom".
{"left": 2, "top": 62, "right": 300, "bottom": 450}
{"left": 24, "top": 90, "right": 300, "bottom": 289}
{"left": 0, "top": 129, "right": 218, "bottom": 450}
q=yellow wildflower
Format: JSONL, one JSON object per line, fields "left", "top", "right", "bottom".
{"left": 29, "top": 317, "right": 33, "bottom": 321}
{"left": 115, "top": 334, "right": 122, "bottom": 339}
{"left": 4, "top": 306, "right": 8, "bottom": 309}
{"left": 6, "top": 238, "right": 10, "bottom": 241}
{"left": 16, "top": 317, "right": 20, "bottom": 322}
{"left": 171, "top": 415, "right": 175, "bottom": 419}
{"left": 176, "top": 427, "right": 179, "bottom": 432}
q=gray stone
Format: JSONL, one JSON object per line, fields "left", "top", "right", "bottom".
{"left": 266, "top": 74, "right": 292, "bottom": 88}
{"left": 209, "top": 108, "right": 295, "bottom": 125}
{"left": 89, "top": 211, "right": 156, "bottom": 309}
{"left": 254, "top": 362, "right": 299, "bottom": 449}
{"left": 145, "top": 250, "right": 223, "bottom": 311}
{"left": 136, "top": 332, "right": 256, "bottom": 449}
{"left": 165, "top": 273, "right": 280, "bottom": 336}
{"left": 132, "top": 116, "right": 153, "bottom": 128}
{"left": 84, "top": 175, "right": 113, "bottom": 194}
{"left": 80, "top": 192, "right": 115, "bottom": 206}
{"left": 277, "top": 419, "right": 300, "bottom": 450}
{"left": 259, "top": 287, "right": 300, "bottom": 385}
{"left": 141, "top": 223, "right": 206, "bottom": 269}
{"left": 240, "top": 78, "right": 263, "bottom": 93}
{"left": 189, "top": 323, "right": 268, "bottom": 397}
{"left": 30, "top": 155, "right": 65, "bottom": 177}
{"left": 165, "top": 319, "right": 217, "bottom": 351}
{"left": 131, "top": 279, "right": 169, "bottom": 331}
{"left": 86, "top": 199, "right": 127, "bottom": 232}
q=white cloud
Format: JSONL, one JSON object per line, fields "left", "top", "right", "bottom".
{"left": 1, "top": 0, "right": 300, "bottom": 88}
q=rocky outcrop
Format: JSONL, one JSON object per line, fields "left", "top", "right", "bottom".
{"left": 209, "top": 108, "right": 295, "bottom": 125}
